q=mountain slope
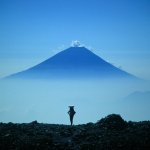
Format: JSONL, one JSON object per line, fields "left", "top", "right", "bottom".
{"left": 7, "top": 47, "right": 136, "bottom": 79}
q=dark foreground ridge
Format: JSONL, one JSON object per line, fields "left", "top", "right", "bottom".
{"left": 1, "top": 114, "right": 150, "bottom": 150}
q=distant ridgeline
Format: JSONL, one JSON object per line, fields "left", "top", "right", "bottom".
{"left": 6, "top": 46, "right": 138, "bottom": 80}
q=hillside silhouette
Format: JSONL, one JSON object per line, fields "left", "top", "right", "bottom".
{"left": 1, "top": 114, "right": 150, "bottom": 150}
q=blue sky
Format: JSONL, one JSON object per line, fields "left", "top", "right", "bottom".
{"left": 0, "top": 0, "right": 150, "bottom": 79}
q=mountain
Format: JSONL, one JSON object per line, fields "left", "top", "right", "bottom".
{"left": 124, "top": 91, "right": 150, "bottom": 102}
{"left": 7, "top": 47, "right": 137, "bottom": 79}
{"left": 116, "top": 91, "right": 150, "bottom": 121}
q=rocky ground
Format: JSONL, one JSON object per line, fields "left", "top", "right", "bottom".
{"left": 0, "top": 114, "right": 150, "bottom": 150}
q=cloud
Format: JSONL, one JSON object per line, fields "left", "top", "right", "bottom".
{"left": 71, "top": 40, "right": 81, "bottom": 47}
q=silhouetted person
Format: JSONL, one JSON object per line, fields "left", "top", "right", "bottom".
{"left": 68, "top": 106, "right": 76, "bottom": 125}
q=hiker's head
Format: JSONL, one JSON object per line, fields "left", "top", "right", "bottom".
{"left": 69, "top": 106, "right": 74, "bottom": 110}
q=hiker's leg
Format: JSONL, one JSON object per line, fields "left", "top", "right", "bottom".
{"left": 70, "top": 115, "right": 73, "bottom": 125}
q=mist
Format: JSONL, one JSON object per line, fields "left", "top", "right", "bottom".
{"left": 0, "top": 78, "right": 150, "bottom": 124}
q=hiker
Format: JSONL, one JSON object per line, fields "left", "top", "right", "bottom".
{"left": 68, "top": 106, "right": 76, "bottom": 125}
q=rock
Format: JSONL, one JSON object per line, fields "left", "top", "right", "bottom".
{"left": 97, "top": 114, "right": 127, "bottom": 130}
{"left": 4, "top": 134, "right": 10, "bottom": 137}
{"left": 30, "top": 120, "right": 38, "bottom": 124}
